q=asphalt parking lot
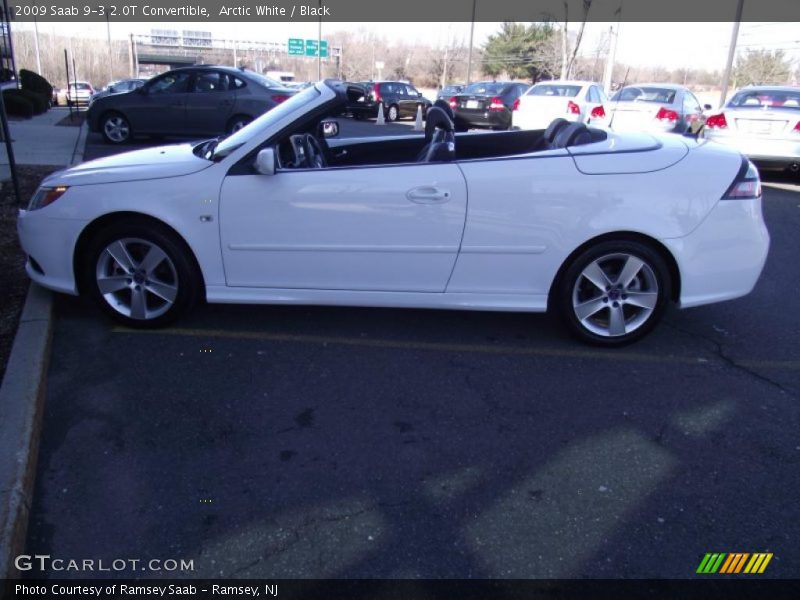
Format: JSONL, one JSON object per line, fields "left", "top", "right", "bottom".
{"left": 24, "top": 122, "right": 800, "bottom": 578}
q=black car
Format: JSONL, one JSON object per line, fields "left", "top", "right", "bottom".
{"left": 86, "top": 66, "right": 296, "bottom": 144}
{"left": 436, "top": 83, "right": 465, "bottom": 102}
{"left": 448, "top": 81, "right": 530, "bottom": 130}
{"left": 348, "top": 80, "right": 432, "bottom": 122}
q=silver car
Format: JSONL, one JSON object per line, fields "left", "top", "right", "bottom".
{"left": 608, "top": 83, "right": 707, "bottom": 134}
{"left": 704, "top": 85, "right": 800, "bottom": 172}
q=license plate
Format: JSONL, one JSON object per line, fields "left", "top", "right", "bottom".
{"left": 741, "top": 120, "right": 772, "bottom": 135}
{"left": 466, "top": 100, "right": 479, "bottom": 109}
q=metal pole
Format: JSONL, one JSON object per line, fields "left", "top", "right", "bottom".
{"left": 33, "top": 18, "right": 42, "bottom": 74}
{"left": 465, "top": 0, "right": 476, "bottom": 84}
{"left": 317, "top": 0, "right": 322, "bottom": 80}
{"left": 128, "top": 33, "right": 134, "bottom": 77}
{"left": 106, "top": 14, "right": 113, "bottom": 82}
{"left": 719, "top": 0, "right": 744, "bottom": 107}
{"left": 0, "top": 89, "right": 22, "bottom": 206}
{"left": 64, "top": 49, "right": 73, "bottom": 119}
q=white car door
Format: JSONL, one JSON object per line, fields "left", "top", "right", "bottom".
{"left": 219, "top": 163, "right": 468, "bottom": 291}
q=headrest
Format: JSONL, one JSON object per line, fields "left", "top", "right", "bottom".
{"left": 424, "top": 106, "right": 454, "bottom": 142}
{"left": 544, "top": 118, "right": 569, "bottom": 142}
{"left": 553, "top": 122, "right": 589, "bottom": 148}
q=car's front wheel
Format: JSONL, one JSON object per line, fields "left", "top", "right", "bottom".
{"left": 556, "top": 240, "right": 671, "bottom": 346}
{"left": 83, "top": 220, "right": 199, "bottom": 328}
{"left": 227, "top": 115, "right": 252, "bottom": 133}
{"left": 101, "top": 112, "right": 132, "bottom": 144}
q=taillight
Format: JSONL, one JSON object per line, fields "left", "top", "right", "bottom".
{"left": 794, "top": 121, "right": 800, "bottom": 132}
{"left": 512, "top": 98, "right": 520, "bottom": 111}
{"left": 590, "top": 105, "right": 605, "bottom": 119}
{"left": 722, "top": 158, "right": 761, "bottom": 200}
{"left": 655, "top": 107, "right": 679, "bottom": 122}
{"left": 706, "top": 113, "right": 728, "bottom": 129}
{"left": 373, "top": 83, "right": 381, "bottom": 103}
{"left": 271, "top": 94, "right": 290, "bottom": 104}
{"left": 567, "top": 100, "right": 580, "bottom": 115}
{"left": 448, "top": 96, "right": 458, "bottom": 110}
{"left": 488, "top": 97, "right": 505, "bottom": 111}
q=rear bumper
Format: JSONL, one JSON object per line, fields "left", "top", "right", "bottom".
{"left": 454, "top": 109, "right": 511, "bottom": 130}
{"left": 704, "top": 133, "right": 800, "bottom": 167}
{"left": 662, "top": 198, "right": 770, "bottom": 309}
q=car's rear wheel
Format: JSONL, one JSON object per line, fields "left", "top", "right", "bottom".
{"left": 227, "top": 115, "right": 252, "bottom": 133}
{"left": 101, "top": 111, "right": 132, "bottom": 144}
{"left": 83, "top": 220, "right": 199, "bottom": 328}
{"left": 556, "top": 240, "right": 671, "bottom": 346}
{"left": 386, "top": 104, "right": 399, "bottom": 122}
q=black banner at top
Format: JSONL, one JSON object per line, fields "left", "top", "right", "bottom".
{"left": 5, "top": 0, "right": 800, "bottom": 22}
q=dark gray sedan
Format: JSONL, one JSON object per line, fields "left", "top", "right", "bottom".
{"left": 86, "top": 66, "right": 296, "bottom": 144}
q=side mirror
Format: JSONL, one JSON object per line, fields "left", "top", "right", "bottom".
{"left": 703, "top": 103, "right": 712, "bottom": 111}
{"left": 254, "top": 148, "right": 276, "bottom": 176}
{"left": 417, "top": 92, "right": 423, "bottom": 98}
{"left": 137, "top": 86, "right": 148, "bottom": 95}
{"left": 320, "top": 120, "right": 339, "bottom": 138}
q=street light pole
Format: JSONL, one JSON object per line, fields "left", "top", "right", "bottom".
{"left": 465, "top": 0, "right": 476, "bottom": 84}
{"left": 106, "top": 14, "right": 113, "bottom": 82}
{"left": 719, "top": 0, "right": 745, "bottom": 107}
{"left": 33, "top": 18, "right": 42, "bottom": 74}
{"left": 317, "top": 0, "right": 322, "bottom": 80}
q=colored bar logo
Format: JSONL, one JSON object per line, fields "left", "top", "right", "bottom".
{"left": 696, "top": 552, "right": 773, "bottom": 574}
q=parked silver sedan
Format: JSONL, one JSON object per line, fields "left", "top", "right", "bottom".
{"left": 704, "top": 86, "right": 800, "bottom": 172}
{"left": 608, "top": 83, "right": 707, "bottom": 134}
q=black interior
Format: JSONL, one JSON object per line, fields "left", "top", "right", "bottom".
{"left": 271, "top": 89, "right": 607, "bottom": 171}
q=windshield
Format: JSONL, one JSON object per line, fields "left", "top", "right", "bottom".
{"left": 527, "top": 84, "right": 581, "bottom": 97}
{"left": 464, "top": 82, "right": 506, "bottom": 95}
{"left": 212, "top": 85, "right": 321, "bottom": 160}
{"left": 727, "top": 89, "right": 800, "bottom": 110}
{"left": 611, "top": 86, "right": 677, "bottom": 103}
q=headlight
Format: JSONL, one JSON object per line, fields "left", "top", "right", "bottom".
{"left": 28, "top": 186, "right": 69, "bottom": 211}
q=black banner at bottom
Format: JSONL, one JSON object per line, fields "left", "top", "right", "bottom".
{"left": 4, "top": 579, "right": 800, "bottom": 600}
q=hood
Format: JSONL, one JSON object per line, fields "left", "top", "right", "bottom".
{"left": 42, "top": 143, "right": 214, "bottom": 187}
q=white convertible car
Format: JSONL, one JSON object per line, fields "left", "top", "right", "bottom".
{"left": 18, "top": 80, "right": 769, "bottom": 345}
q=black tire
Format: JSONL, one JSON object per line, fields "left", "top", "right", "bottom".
{"left": 555, "top": 239, "right": 671, "bottom": 346}
{"left": 227, "top": 115, "right": 252, "bottom": 134}
{"left": 100, "top": 111, "right": 132, "bottom": 144}
{"left": 386, "top": 104, "right": 399, "bottom": 122}
{"left": 81, "top": 218, "right": 200, "bottom": 329}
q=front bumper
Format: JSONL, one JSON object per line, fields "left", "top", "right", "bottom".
{"left": 704, "top": 132, "right": 800, "bottom": 168}
{"left": 17, "top": 209, "right": 86, "bottom": 295}
{"left": 662, "top": 197, "right": 770, "bottom": 309}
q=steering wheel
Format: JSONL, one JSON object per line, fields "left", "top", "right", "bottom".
{"left": 302, "top": 133, "right": 328, "bottom": 168}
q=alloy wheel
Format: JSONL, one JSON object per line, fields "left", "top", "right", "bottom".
{"left": 103, "top": 116, "right": 130, "bottom": 143}
{"left": 571, "top": 252, "right": 659, "bottom": 338}
{"left": 95, "top": 238, "right": 179, "bottom": 321}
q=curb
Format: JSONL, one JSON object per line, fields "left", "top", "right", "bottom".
{"left": 71, "top": 119, "right": 88, "bottom": 166}
{"left": 0, "top": 284, "right": 53, "bottom": 583}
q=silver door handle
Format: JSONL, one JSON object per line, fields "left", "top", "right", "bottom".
{"left": 406, "top": 187, "right": 451, "bottom": 204}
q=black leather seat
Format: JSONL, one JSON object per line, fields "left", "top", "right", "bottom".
{"left": 551, "top": 122, "right": 608, "bottom": 149}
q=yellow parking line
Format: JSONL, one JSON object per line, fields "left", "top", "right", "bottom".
{"left": 110, "top": 326, "right": 800, "bottom": 369}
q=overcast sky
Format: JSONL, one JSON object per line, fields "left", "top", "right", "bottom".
{"left": 18, "top": 21, "right": 800, "bottom": 73}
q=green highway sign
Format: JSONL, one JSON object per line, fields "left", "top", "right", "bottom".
{"left": 288, "top": 38, "right": 328, "bottom": 58}
{"left": 303, "top": 39, "right": 328, "bottom": 58}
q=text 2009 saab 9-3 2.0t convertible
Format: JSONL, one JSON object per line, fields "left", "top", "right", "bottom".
{"left": 18, "top": 80, "right": 769, "bottom": 345}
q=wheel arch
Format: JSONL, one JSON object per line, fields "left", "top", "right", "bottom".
{"left": 73, "top": 211, "right": 206, "bottom": 297}
{"left": 547, "top": 231, "right": 681, "bottom": 310}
